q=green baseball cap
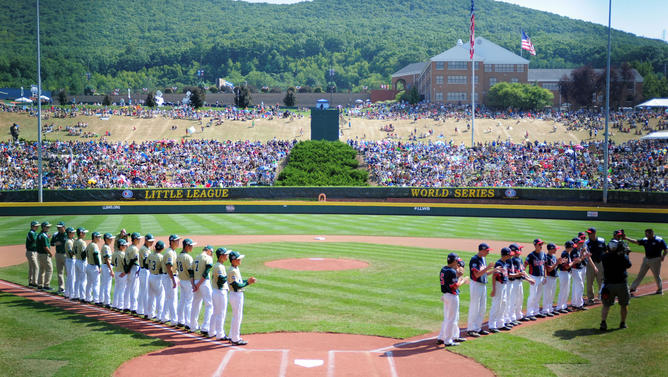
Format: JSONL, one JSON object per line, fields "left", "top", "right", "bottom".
{"left": 131, "top": 232, "right": 143, "bottom": 240}
{"left": 103, "top": 233, "right": 115, "bottom": 240}
{"left": 30, "top": 220, "right": 40, "bottom": 227}
{"left": 228, "top": 251, "right": 245, "bottom": 261}
{"left": 183, "top": 238, "right": 197, "bottom": 246}
{"left": 215, "top": 247, "right": 230, "bottom": 257}
{"left": 169, "top": 234, "right": 181, "bottom": 242}
{"left": 65, "top": 227, "right": 75, "bottom": 233}
{"left": 91, "top": 232, "right": 101, "bottom": 239}
{"left": 145, "top": 233, "right": 155, "bottom": 241}
{"left": 155, "top": 240, "right": 165, "bottom": 250}
{"left": 56, "top": 221, "right": 65, "bottom": 228}
{"left": 41, "top": 221, "right": 51, "bottom": 228}
{"left": 77, "top": 227, "right": 88, "bottom": 234}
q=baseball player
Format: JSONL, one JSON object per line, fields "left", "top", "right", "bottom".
{"left": 509, "top": 243, "right": 535, "bottom": 322}
{"left": 137, "top": 234, "right": 155, "bottom": 317}
{"left": 100, "top": 233, "right": 115, "bottom": 308}
{"left": 85, "top": 232, "right": 102, "bottom": 304}
{"left": 556, "top": 241, "right": 574, "bottom": 313}
{"left": 227, "top": 250, "right": 256, "bottom": 345}
{"left": 542, "top": 243, "right": 561, "bottom": 317}
{"left": 467, "top": 243, "right": 494, "bottom": 338}
{"left": 112, "top": 238, "right": 127, "bottom": 310}
{"left": 123, "top": 232, "right": 143, "bottom": 315}
{"left": 191, "top": 244, "right": 214, "bottom": 336}
{"left": 146, "top": 240, "right": 166, "bottom": 320}
{"left": 585, "top": 227, "right": 606, "bottom": 304}
{"left": 36, "top": 222, "right": 53, "bottom": 290}
{"left": 160, "top": 235, "right": 180, "bottom": 324}
{"left": 437, "top": 252, "right": 469, "bottom": 347}
{"left": 176, "top": 238, "right": 195, "bottom": 328}
{"left": 50, "top": 221, "right": 68, "bottom": 294}
{"left": 488, "top": 247, "right": 512, "bottom": 333}
{"left": 525, "top": 239, "right": 547, "bottom": 320}
{"left": 25, "top": 220, "right": 40, "bottom": 288}
{"left": 570, "top": 237, "right": 597, "bottom": 310}
{"left": 64, "top": 227, "right": 76, "bottom": 299}
{"left": 115, "top": 229, "right": 128, "bottom": 251}
{"left": 627, "top": 228, "right": 667, "bottom": 295}
{"left": 211, "top": 247, "right": 232, "bottom": 341}
{"left": 73, "top": 228, "right": 89, "bottom": 301}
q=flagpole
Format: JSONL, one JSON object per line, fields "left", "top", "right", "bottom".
{"left": 603, "top": 0, "right": 611, "bottom": 203}
{"left": 36, "top": 0, "right": 43, "bottom": 203}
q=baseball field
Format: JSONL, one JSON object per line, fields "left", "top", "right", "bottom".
{"left": 1, "top": 213, "right": 667, "bottom": 377}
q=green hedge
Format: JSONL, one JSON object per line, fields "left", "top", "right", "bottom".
{"left": 276, "top": 140, "right": 368, "bottom": 186}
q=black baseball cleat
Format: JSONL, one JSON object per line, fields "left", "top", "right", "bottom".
{"left": 436, "top": 339, "right": 445, "bottom": 345}
{"left": 655, "top": 290, "right": 663, "bottom": 296}
{"left": 545, "top": 312, "right": 554, "bottom": 317}
{"left": 500, "top": 326, "right": 512, "bottom": 331}
{"left": 232, "top": 339, "right": 248, "bottom": 346}
{"left": 478, "top": 330, "right": 490, "bottom": 335}
{"left": 599, "top": 321, "right": 607, "bottom": 331}
{"left": 444, "top": 342, "right": 460, "bottom": 347}
{"left": 619, "top": 322, "right": 627, "bottom": 329}
{"left": 512, "top": 321, "right": 521, "bottom": 326}
{"left": 519, "top": 317, "right": 530, "bottom": 322}
{"left": 200, "top": 331, "right": 209, "bottom": 338}
{"left": 453, "top": 337, "right": 467, "bottom": 343}
{"left": 535, "top": 313, "right": 545, "bottom": 318}
{"left": 221, "top": 336, "right": 231, "bottom": 341}
{"left": 467, "top": 331, "right": 480, "bottom": 338}
{"left": 488, "top": 328, "right": 499, "bottom": 333}
{"left": 528, "top": 316, "right": 537, "bottom": 321}
{"left": 184, "top": 326, "right": 191, "bottom": 331}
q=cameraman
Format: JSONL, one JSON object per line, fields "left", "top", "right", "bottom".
{"left": 599, "top": 230, "right": 632, "bottom": 331}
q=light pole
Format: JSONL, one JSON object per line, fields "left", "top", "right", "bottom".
{"left": 603, "top": 0, "right": 611, "bottom": 203}
{"left": 36, "top": 0, "right": 43, "bottom": 202}
{"left": 328, "top": 68, "right": 335, "bottom": 104}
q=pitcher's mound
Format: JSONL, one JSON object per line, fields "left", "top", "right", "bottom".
{"left": 265, "top": 258, "right": 369, "bottom": 271}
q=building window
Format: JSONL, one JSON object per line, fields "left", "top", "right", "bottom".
{"left": 435, "top": 92, "right": 443, "bottom": 101}
{"left": 511, "top": 78, "right": 519, "bottom": 83}
{"left": 447, "top": 75, "right": 466, "bottom": 84}
{"left": 436, "top": 62, "right": 444, "bottom": 70}
{"left": 516, "top": 65, "right": 525, "bottom": 72}
{"left": 436, "top": 75, "right": 444, "bottom": 85}
{"left": 489, "top": 77, "right": 497, "bottom": 87}
{"left": 448, "top": 61, "right": 468, "bottom": 70}
{"left": 495, "top": 64, "right": 514, "bottom": 72}
{"left": 542, "top": 82, "right": 559, "bottom": 90}
{"left": 484, "top": 64, "right": 493, "bottom": 72}
{"left": 446, "top": 92, "right": 467, "bottom": 101}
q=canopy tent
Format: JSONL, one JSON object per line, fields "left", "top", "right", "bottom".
{"left": 641, "top": 130, "right": 668, "bottom": 140}
{"left": 14, "top": 97, "right": 32, "bottom": 103}
{"left": 635, "top": 98, "right": 668, "bottom": 108}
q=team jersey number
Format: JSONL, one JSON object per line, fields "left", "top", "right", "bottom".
{"left": 177, "top": 261, "right": 184, "bottom": 272}
{"left": 151, "top": 260, "right": 157, "bottom": 271}
{"left": 194, "top": 260, "right": 200, "bottom": 272}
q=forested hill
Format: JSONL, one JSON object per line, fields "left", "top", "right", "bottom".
{"left": 1, "top": 0, "right": 666, "bottom": 94}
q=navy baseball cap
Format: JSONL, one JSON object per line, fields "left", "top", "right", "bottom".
{"left": 564, "top": 240, "right": 574, "bottom": 248}
{"left": 216, "top": 247, "right": 230, "bottom": 257}
{"left": 131, "top": 232, "right": 143, "bottom": 240}
{"left": 103, "top": 233, "right": 115, "bottom": 240}
{"left": 57, "top": 221, "right": 65, "bottom": 228}
{"left": 118, "top": 239, "right": 128, "bottom": 246}
{"left": 547, "top": 243, "right": 559, "bottom": 250}
{"left": 229, "top": 251, "right": 245, "bottom": 261}
{"left": 478, "top": 243, "right": 492, "bottom": 251}
{"left": 169, "top": 234, "right": 181, "bottom": 242}
{"left": 509, "top": 243, "right": 523, "bottom": 252}
{"left": 30, "top": 220, "right": 40, "bottom": 227}
{"left": 577, "top": 231, "right": 586, "bottom": 239}
{"left": 501, "top": 247, "right": 511, "bottom": 256}
{"left": 533, "top": 238, "right": 544, "bottom": 246}
{"left": 614, "top": 229, "right": 624, "bottom": 237}
{"left": 155, "top": 240, "right": 165, "bottom": 250}
{"left": 586, "top": 227, "right": 596, "bottom": 234}
{"left": 572, "top": 237, "right": 584, "bottom": 245}
{"left": 183, "top": 238, "right": 197, "bottom": 246}
{"left": 447, "top": 252, "right": 459, "bottom": 264}
{"left": 145, "top": 233, "right": 155, "bottom": 241}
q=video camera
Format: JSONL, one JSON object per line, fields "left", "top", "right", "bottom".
{"left": 457, "top": 259, "right": 465, "bottom": 268}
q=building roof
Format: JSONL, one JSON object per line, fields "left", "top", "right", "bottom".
{"left": 529, "top": 68, "right": 644, "bottom": 83}
{"left": 430, "top": 37, "right": 529, "bottom": 64}
{"left": 392, "top": 62, "right": 429, "bottom": 78}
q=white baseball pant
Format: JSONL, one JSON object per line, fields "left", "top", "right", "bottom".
{"left": 178, "top": 279, "right": 194, "bottom": 326}
{"left": 191, "top": 280, "right": 213, "bottom": 332}
{"left": 211, "top": 288, "right": 229, "bottom": 340}
{"left": 147, "top": 274, "right": 164, "bottom": 319}
{"left": 526, "top": 276, "right": 545, "bottom": 317}
{"left": 85, "top": 264, "right": 100, "bottom": 303}
{"left": 100, "top": 267, "right": 113, "bottom": 306}
{"left": 557, "top": 271, "right": 571, "bottom": 310}
{"left": 113, "top": 274, "right": 126, "bottom": 309}
{"left": 75, "top": 259, "right": 87, "bottom": 300}
{"left": 229, "top": 291, "right": 245, "bottom": 342}
{"left": 510, "top": 279, "right": 525, "bottom": 320}
{"left": 467, "top": 281, "right": 487, "bottom": 332}
{"left": 542, "top": 276, "right": 558, "bottom": 314}
{"left": 571, "top": 268, "right": 585, "bottom": 308}
{"left": 488, "top": 281, "right": 508, "bottom": 329}
{"left": 123, "top": 265, "right": 139, "bottom": 312}
{"left": 65, "top": 257, "right": 75, "bottom": 298}
{"left": 137, "top": 268, "right": 150, "bottom": 315}
{"left": 438, "top": 293, "right": 460, "bottom": 345}
{"left": 161, "top": 275, "right": 178, "bottom": 322}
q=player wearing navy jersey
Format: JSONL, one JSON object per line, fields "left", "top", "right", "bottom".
{"left": 437, "top": 253, "right": 469, "bottom": 346}
{"left": 542, "top": 243, "right": 561, "bottom": 316}
{"left": 556, "top": 241, "right": 575, "bottom": 313}
{"left": 488, "top": 248, "right": 512, "bottom": 332}
{"left": 508, "top": 243, "right": 535, "bottom": 323}
{"left": 627, "top": 229, "right": 667, "bottom": 295}
{"left": 585, "top": 227, "right": 606, "bottom": 304}
{"left": 467, "top": 243, "right": 495, "bottom": 338}
{"left": 525, "top": 239, "right": 547, "bottom": 319}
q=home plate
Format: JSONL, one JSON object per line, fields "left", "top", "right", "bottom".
{"left": 294, "top": 359, "right": 324, "bottom": 368}
{"left": 315, "top": 236, "right": 326, "bottom": 240}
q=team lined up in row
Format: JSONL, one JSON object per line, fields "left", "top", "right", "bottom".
{"left": 25, "top": 221, "right": 256, "bottom": 345}
{"left": 438, "top": 228, "right": 666, "bottom": 346}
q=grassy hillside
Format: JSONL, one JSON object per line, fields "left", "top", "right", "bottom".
{"left": 2, "top": 0, "right": 666, "bottom": 94}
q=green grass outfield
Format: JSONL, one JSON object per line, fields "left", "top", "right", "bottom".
{"left": 1, "top": 214, "right": 667, "bottom": 376}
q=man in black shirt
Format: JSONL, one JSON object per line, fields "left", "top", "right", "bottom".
{"left": 626, "top": 229, "right": 667, "bottom": 295}
{"left": 600, "top": 230, "right": 632, "bottom": 331}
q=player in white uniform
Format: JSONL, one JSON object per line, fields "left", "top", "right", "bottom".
{"left": 227, "top": 251, "right": 256, "bottom": 345}
{"left": 123, "top": 232, "right": 143, "bottom": 315}
{"left": 176, "top": 238, "right": 195, "bottom": 329}
{"left": 100, "top": 233, "right": 115, "bottom": 308}
{"left": 73, "top": 228, "right": 88, "bottom": 301}
{"left": 146, "top": 240, "right": 165, "bottom": 320}
{"left": 112, "top": 239, "right": 128, "bottom": 310}
{"left": 160, "top": 235, "right": 180, "bottom": 324}
{"left": 467, "top": 243, "right": 495, "bottom": 338}
{"left": 137, "top": 234, "right": 154, "bottom": 317}
{"left": 191, "top": 244, "right": 214, "bottom": 336}
{"left": 84, "top": 232, "right": 102, "bottom": 304}
{"left": 64, "top": 227, "right": 76, "bottom": 299}
{"left": 211, "top": 247, "right": 232, "bottom": 341}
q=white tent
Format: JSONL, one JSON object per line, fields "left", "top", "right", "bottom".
{"left": 635, "top": 98, "right": 668, "bottom": 108}
{"left": 15, "top": 97, "right": 32, "bottom": 103}
{"left": 641, "top": 130, "right": 668, "bottom": 140}
{"left": 39, "top": 95, "right": 50, "bottom": 101}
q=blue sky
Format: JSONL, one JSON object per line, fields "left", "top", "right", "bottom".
{"left": 239, "top": 0, "right": 666, "bottom": 41}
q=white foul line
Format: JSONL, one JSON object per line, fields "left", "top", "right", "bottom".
{"left": 279, "top": 350, "right": 289, "bottom": 377}
{"left": 385, "top": 351, "right": 399, "bottom": 377}
{"left": 212, "top": 349, "right": 236, "bottom": 377}
{"left": 327, "top": 350, "right": 336, "bottom": 377}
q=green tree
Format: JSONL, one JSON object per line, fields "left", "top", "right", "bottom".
{"left": 145, "top": 91, "right": 156, "bottom": 107}
{"left": 102, "top": 94, "right": 111, "bottom": 106}
{"left": 233, "top": 84, "right": 252, "bottom": 108}
{"left": 487, "top": 82, "right": 553, "bottom": 110}
{"left": 400, "top": 85, "right": 421, "bottom": 105}
{"left": 189, "top": 87, "right": 205, "bottom": 108}
{"left": 56, "top": 89, "right": 68, "bottom": 105}
{"left": 283, "top": 87, "right": 296, "bottom": 107}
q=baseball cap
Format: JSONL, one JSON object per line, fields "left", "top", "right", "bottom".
{"left": 447, "top": 252, "right": 459, "bottom": 264}
{"left": 547, "top": 243, "right": 559, "bottom": 250}
{"left": 577, "top": 231, "right": 586, "bottom": 239}
{"left": 57, "top": 221, "right": 65, "bottom": 228}
{"left": 586, "top": 227, "right": 596, "bottom": 234}
{"left": 202, "top": 245, "right": 213, "bottom": 253}
{"left": 564, "top": 240, "right": 574, "bottom": 248}
{"left": 41, "top": 221, "right": 51, "bottom": 227}
{"left": 501, "top": 247, "right": 511, "bottom": 256}
{"left": 614, "top": 229, "right": 624, "bottom": 237}
{"left": 77, "top": 227, "right": 88, "bottom": 234}
{"left": 509, "top": 243, "right": 523, "bottom": 252}
{"left": 145, "top": 233, "right": 155, "bottom": 241}
{"left": 478, "top": 243, "right": 492, "bottom": 251}
{"left": 572, "top": 237, "right": 584, "bottom": 245}
{"left": 229, "top": 251, "right": 245, "bottom": 261}
{"left": 216, "top": 247, "right": 231, "bottom": 257}
{"left": 169, "top": 234, "right": 181, "bottom": 242}
{"left": 131, "top": 232, "right": 143, "bottom": 240}
{"left": 30, "top": 220, "right": 40, "bottom": 227}
{"left": 65, "top": 227, "right": 75, "bottom": 233}
{"left": 183, "top": 238, "right": 197, "bottom": 247}
{"left": 533, "top": 238, "right": 544, "bottom": 246}
{"left": 155, "top": 240, "right": 165, "bottom": 250}
{"left": 91, "top": 232, "right": 101, "bottom": 239}
{"left": 103, "top": 233, "right": 115, "bottom": 240}
{"left": 118, "top": 238, "right": 128, "bottom": 246}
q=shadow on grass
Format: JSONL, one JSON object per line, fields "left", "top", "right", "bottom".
{"left": 0, "top": 291, "right": 167, "bottom": 347}
{"left": 553, "top": 327, "right": 621, "bottom": 340}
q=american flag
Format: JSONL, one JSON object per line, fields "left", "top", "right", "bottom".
{"left": 521, "top": 30, "right": 536, "bottom": 56}
{"left": 470, "top": 1, "right": 475, "bottom": 60}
